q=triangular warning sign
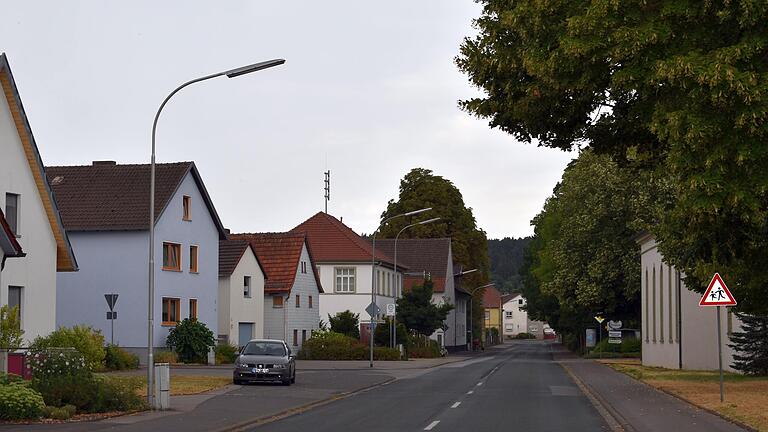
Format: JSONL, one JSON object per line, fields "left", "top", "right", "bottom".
{"left": 699, "top": 273, "right": 737, "bottom": 306}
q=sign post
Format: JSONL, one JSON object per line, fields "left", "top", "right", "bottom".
{"left": 594, "top": 315, "right": 605, "bottom": 358}
{"left": 698, "top": 273, "right": 737, "bottom": 403}
{"left": 105, "top": 294, "right": 119, "bottom": 345}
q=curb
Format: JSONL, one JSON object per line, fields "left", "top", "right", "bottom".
{"left": 559, "top": 362, "right": 630, "bottom": 432}
{"left": 211, "top": 376, "right": 397, "bottom": 432}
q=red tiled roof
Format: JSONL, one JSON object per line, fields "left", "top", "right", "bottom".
{"left": 377, "top": 238, "right": 450, "bottom": 292}
{"left": 0, "top": 208, "right": 23, "bottom": 259}
{"left": 482, "top": 284, "right": 502, "bottom": 308}
{"left": 229, "top": 232, "right": 322, "bottom": 294}
{"left": 45, "top": 162, "right": 227, "bottom": 238}
{"left": 292, "top": 212, "right": 398, "bottom": 266}
{"left": 219, "top": 239, "right": 265, "bottom": 279}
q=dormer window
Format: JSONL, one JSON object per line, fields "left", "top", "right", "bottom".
{"left": 183, "top": 195, "right": 192, "bottom": 221}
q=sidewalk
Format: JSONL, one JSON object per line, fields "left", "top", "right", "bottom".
{"left": 556, "top": 348, "right": 748, "bottom": 432}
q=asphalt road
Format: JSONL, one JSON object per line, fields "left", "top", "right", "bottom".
{"left": 252, "top": 342, "right": 609, "bottom": 432}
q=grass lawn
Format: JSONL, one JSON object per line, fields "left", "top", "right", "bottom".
{"left": 602, "top": 359, "right": 768, "bottom": 431}
{"left": 106, "top": 375, "right": 232, "bottom": 396}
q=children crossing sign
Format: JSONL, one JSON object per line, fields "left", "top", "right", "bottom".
{"left": 699, "top": 273, "right": 737, "bottom": 306}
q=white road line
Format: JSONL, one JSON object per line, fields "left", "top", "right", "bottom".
{"left": 467, "top": 390, "right": 474, "bottom": 395}
{"left": 476, "top": 382, "right": 483, "bottom": 386}
{"left": 451, "top": 402, "right": 461, "bottom": 408}
{"left": 424, "top": 420, "right": 440, "bottom": 430}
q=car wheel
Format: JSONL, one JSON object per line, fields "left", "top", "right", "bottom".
{"left": 282, "top": 377, "right": 291, "bottom": 386}
{"left": 291, "top": 372, "right": 296, "bottom": 384}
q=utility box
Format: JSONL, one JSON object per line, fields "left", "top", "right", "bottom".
{"left": 154, "top": 363, "right": 170, "bottom": 410}
{"left": 207, "top": 346, "right": 216, "bottom": 365}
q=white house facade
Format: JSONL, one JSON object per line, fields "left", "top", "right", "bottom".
{"left": 218, "top": 240, "right": 266, "bottom": 348}
{"left": 502, "top": 294, "right": 546, "bottom": 339}
{"left": 0, "top": 53, "right": 78, "bottom": 344}
{"left": 638, "top": 233, "right": 742, "bottom": 371}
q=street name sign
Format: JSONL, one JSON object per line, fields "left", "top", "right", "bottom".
{"left": 608, "top": 338, "right": 622, "bottom": 344}
{"left": 608, "top": 330, "right": 622, "bottom": 338}
{"left": 607, "top": 320, "right": 622, "bottom": 330}
{"left": 699, "top": 273, "right": 736, "bottom": 306}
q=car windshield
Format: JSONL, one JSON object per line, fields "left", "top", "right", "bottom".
{"left": 242, "top": 341, "right": 287, "bottom": 356}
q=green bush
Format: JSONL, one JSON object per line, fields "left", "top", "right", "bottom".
{"left": 0, "top": 383, "right": 45, "bottom": 420}
{"left": 30, "top": 325, "right": 105, "bottom": 370}
{"left": 0, "top": 372, "right": 24, "bottom": 385}
{"left": 373, "top": 319, "right": 407, "bottom": 347}
{"left": 215, "top": 342, "right": 239, "bottom": 364}
{"left": 298, "top": 330, "right": 400, "bottom": 360}
{"left": 592, "top": 337, "right": 642, "bottom": 355}
{"left": 165, "top": 319, "right": 215, "bottom": 363}
{"left": 154, "top": 350, "right": 178, "bottom": 364}
{"left": 407, "top": 335, "right": 442, "bottom": 358}
{"left": 513, "top": 332, "right": 536, "bottom": 339}
{"left": 43, "top": 405, "right": 74, "bottom": 420}
{"left": 620, "top": 338, "right": 642, "bottom": 353}
{"left": 105, "top": 345, "right": 139, "bottom": 371}
{"left": 328, "top": 311, "right": 361, "bottom": 339}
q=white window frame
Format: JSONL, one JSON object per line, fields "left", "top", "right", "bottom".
{"left": 244, "top": 275, "right": 252, "bottom": 298}
{"left": 5, "top": 193, "right": 20, "bottom": 236}
{"left": 334, "top": 267, "right": 356, "bottom": 293}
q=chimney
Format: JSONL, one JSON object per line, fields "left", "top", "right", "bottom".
{"left": 224, "top": 228, "right": 231, "bottom": 235}
{"left": 92, "top": 161, "right": 116, "bottom": 166}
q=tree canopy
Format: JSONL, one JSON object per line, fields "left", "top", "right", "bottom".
{"left": 488, "top": 237, "right": 532, "bottom": 293}
{"left": 457, "top": 1, "right": 768, "bottom": 314}
{"left": 328, "top": 310, "right": 361, "bottom": 339}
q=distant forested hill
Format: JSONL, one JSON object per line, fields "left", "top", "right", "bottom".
{"left": 487, "top": 237, "right": 532, "bottom": 293}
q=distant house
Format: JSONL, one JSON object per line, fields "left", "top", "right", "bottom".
{"left": 377, "top": 238, "right": 467, "bottom": 351}
{"left": 0, "top": 53, "right": 78, "bottom": 343}
{"left": 292, "top": 212, "right": 405, "bottom": 342}
{"left": 229, "top": 233, "right": 321, "bottom": 349}
{"left": 502, "top": 294, "right": 546, "bottom": 339}
{"left": 637, "top": 233, "right": 742, "bottom": 371}
{"left": 218, "top": 239, "right": 266, "bottom": 348}
{"left": 48, "top": 161, "right": 227, "bottom": 359}
{"left": 482, "top": 284, "right": 503, "bottom": 345}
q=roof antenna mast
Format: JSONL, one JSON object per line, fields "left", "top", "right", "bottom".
{"left": 324, "top": 170, "right": 331, "bottom": 213}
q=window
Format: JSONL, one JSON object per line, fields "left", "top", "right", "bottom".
{"left": 162, "top": 298, "right": 180, "bottom": 325}
{"left": 308, "top": 295, "right": 313, "bottom": 309}
{"left": 292, "top": 329, "right": 298, "bottom": 346}
{"left": 162, "top": 242, "right": 181, "bottom": 271}
{"left": 334, "top": 267, "right": 356, "bottom": 293}
{"left": 295, "top": 295, "right": 300, "bottom": 308}
{"left": 505, "top": 311, "right": 513, "bottom": 319}
{"left": 301, "top": 261, "right": 307, "bottom": 274}
{"left": 182, "top": 195, "right": 192, "bottom": 221}
{"left": 272, "top": 296, "right": 284, "bottom": 308}
{"left": 8, "top": 286, "right": 22, "bottom": 327}
{"left": 244, "top": 276, "right": 251, "bottom": 298}
{"left": 518, "top": 299, "right": 523, "bottom": 305}
{"left": 484, "top": 310, "right": 490, "bottom": 321}
{"left": 189, "top": 299, "right": 198, "bottom": 319}
{"left": 302, "top": 330, "right": 307, "bottom": 344}
{"left": 5, "top": 193, "right": 19, "bottom": 235}
{"left": 189, "top": 245, "right": 199, "bottom": 273}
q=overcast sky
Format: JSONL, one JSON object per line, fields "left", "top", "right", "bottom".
{"left": 1, "top": 1, "right": 574, "bottom": 239}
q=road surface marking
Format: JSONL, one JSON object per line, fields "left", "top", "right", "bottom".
{"left": 467, "top": 390, "right": 474, "bottom": 395}
{"left": 476, "top": 382, "right": 483, "bottom": 386}
{"left": 451, "top": 402, "right": 461, "bottom": 408}
{"left": 424, "top": 420, "right": 440, "bottom": 430}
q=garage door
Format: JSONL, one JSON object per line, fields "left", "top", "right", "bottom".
{"left": 238, "top": 322, "right": 254, "bottom": 347}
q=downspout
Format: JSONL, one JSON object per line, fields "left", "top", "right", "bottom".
{"left": 677, "top": 271, "right": 682, "bottom": 369}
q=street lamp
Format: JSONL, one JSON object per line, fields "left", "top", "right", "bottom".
{"left": 147, "top": 59, "right": 285, "bottom": 406}
{"left": 467, "top": 282, "right": 493, "bottom": 352}
{"left": 391, "top": 217, "right": 441, "bottom": 348}
{"left": 369, "top": 207, "right": 431, "bottom": 367}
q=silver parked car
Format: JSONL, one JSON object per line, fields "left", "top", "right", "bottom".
{"left": 233, "top": 339, "right": 296, "bottom": 385}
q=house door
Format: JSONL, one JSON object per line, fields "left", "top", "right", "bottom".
{"left": 238, "top": 322, "right": 254, "bottom": 348}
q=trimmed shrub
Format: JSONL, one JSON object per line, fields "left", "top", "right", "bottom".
{"left": 407, "top": 335, "right": 442, "bottom": 358}
{"left": 105, "top": 345, "right": 139, "bottom": 371}
{"left": 215, "top": 342, "right": 239, "bottom": 364}
{"left": 154, "top": 350, "right": 178, "bottom": 364}
{"left": 0, "top": 383, "right": 45, "bottom": 420}
{"left": 30, "top": 325, "right": 105, "bottom": 370}
{"left": 165, "top": 319, "right": 215, "bottom": 363}
{"left": 513, "top": 332, "right": 536, "bottom": 340}
{"left": 298, "top": 331, "right": 400, "bottom": 360}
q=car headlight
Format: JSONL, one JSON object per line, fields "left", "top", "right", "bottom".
{"left": 273, "top": 364, "right": 287, "bottom": 369}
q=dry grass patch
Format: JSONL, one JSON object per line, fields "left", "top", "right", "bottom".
{"left": 603, "top": 361, "right": 768, "bottom": 431}
{"left": 108, "top": 375, "right": 231, "bottom": 396}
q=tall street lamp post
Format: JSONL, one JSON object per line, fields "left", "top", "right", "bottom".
{"left": 147, "top": 59, "right": 285, "bottom": 406}
{"left": 392, "top": 217, "right": 441, "bottom": 349}
{"left": 369, "top": 207, "right": 431, "bottom": 367}
{"left": 467, "top": 281, "right": 493, "bottom": 352}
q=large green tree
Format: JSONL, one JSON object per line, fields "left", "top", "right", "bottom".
{"left": 457, "top": 1, "right": 768, "bottom": 314}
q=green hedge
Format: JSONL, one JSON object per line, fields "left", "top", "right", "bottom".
{"left": 105, "top": 345, "right": 139, "bottom": 371}
{"left": 30, "top": 325, "right": 105, "bottom": 370}
{"left": 592, "top": 337, "right": 642, "bottom": 354}
{"left": 0, "top": 383, "right": 45, "bottom": 420}
{"left": 513, "top": 332, "right": 536, "bottom": 340}
{"left": 298, "top": 331, "right": 401, "bottom": 360}
{"left": 215, "top": 342, "right": 239, "bottom": 364}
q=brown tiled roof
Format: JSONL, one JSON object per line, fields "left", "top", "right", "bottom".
{"left": 45, "top": 162, "right": 227, "bottom": 238}
{"left": 219, "top": 239, "right": 265, "bottom": 278}
{"left": 0, "top": 208, "right": 23, "bottom": 259}
{"left": 292, "top": 212, "right": 398, "bottom": 266}
{"left": 482, "top": 284, "right": 502, "bottom": 308}
{"left": 377, "top": 238, "right": 450, "bottom": 293}
{"left": 229, "top": 232, "right": 322, "bottom": 294}
{"left": 1, "top": 53, "right": 77, "bottom": 271}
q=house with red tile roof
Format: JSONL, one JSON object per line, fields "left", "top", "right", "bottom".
{"left": 218, "top": 239, "right": 266, "bottom": 347}
{"left": 47, "top": 161, "right": 227, "bottom": 359}
{"left": 229, "top": 232, "right": 321, "bottom": 349}
{"left": 377, "top": 238, "right": 469, "bottom": 351}
{"left": 1, "top": 53, "right": 78, "bottom": 345}
{"left": 292, "top": 212, "right": 406, "bottom": 342}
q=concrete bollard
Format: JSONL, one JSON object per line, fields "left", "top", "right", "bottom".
{"left": 154, "top": 363, "right": 170, "bottom": 410}
{"left": 207, "top": 346, "right": 216, "bottom": 365}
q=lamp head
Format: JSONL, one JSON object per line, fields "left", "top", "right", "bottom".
{"left": 225, "top": 59, "right": 286, "bottom": 78}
